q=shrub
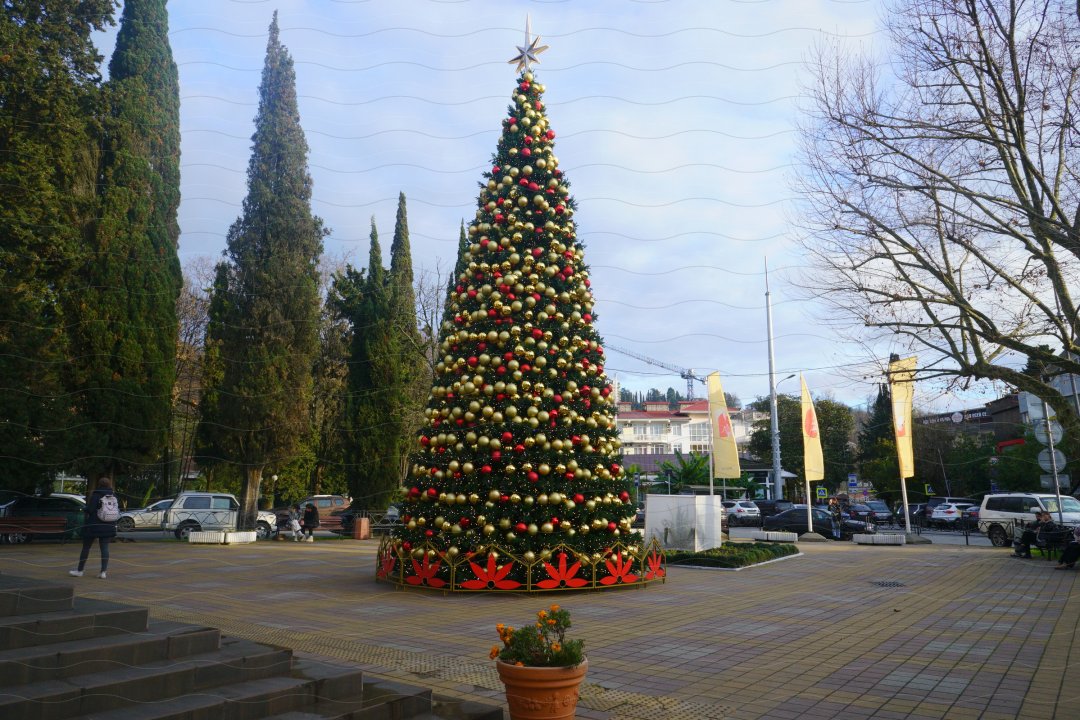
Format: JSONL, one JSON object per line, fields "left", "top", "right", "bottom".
{"left": 665, "top": 542, "right": 797, "bottom": 568}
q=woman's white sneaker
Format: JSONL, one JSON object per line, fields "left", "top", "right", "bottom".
{"left": 68, "top": 569, "right": 83, "bottom": 577}
{"left": 98, "top": 572, "right": 107, "bottom": 579}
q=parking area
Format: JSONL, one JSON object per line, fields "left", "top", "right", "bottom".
{"left": 2, "top": 535, "right": 1076, "bottom": 719}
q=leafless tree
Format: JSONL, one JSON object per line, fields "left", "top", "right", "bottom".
{"left": 797, "top": 0, "right": 1080, "bottom": 476}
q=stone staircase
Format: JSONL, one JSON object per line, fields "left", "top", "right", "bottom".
{"left": 0, "top": 574, "right": 503, "bottom": 720}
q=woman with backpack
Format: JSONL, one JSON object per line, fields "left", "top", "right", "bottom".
{"left": 69, "top": 476, "right": 119, "bottom": 579}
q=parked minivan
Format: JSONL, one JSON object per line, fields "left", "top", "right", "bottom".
{"left": 978, "top": 493, "right": 1080, "bottom": 547}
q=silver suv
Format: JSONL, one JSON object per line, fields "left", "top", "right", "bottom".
{"left": 161, "top": 492, "right": 277, "bottom": 540}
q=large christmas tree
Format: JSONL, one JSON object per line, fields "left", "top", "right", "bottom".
{"left": 379, "top": 25, "right": 664, "bottom": 591}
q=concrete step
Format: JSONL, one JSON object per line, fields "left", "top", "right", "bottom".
{"left": 0, "top": 635, "right": 293, "bottom": 719}
{"left": 55, "top": 656, "right": 368, "bottom": 720}
{"left": 0, "top": 619, "right": 221, "bottom": 686}
{"left": 0, "top": 597, "right": 148, "bottom": 650}
{"left": 53, "top": 674, "right": 323, "bottom": 720}
{"left": 0, "top": 575, "right": 73, "bottom": 617}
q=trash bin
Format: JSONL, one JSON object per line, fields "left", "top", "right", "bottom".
{"left": 352, "top": 516, "right": 371, "bottom": 540}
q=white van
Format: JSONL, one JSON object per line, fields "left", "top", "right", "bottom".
{"left": 161, "top": 492, "right": 277, "bottom": 540}
{"left": 978, "top": 493, "right": 1080, "bottom": 546}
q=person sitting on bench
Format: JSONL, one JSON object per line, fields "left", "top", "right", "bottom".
{"left": 1012, "top": 511, "right": 1059, "bottom": 558}
{"left": 1054, "top": 525, "right": 1080, "bottom": 570}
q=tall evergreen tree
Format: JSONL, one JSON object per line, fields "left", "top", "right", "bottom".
{"left": 388, "top": 193, "right": 430, "bottom": 486}
{"left": 0, "top": 1, "right": 113, "bottom": 491}
{"left": 856, "top": 385, "right": 899, "bottom": 497}
{"left": 201, "top": 13, "right": 325, "bottom": 526}
{"left": 73, "top": 0, "right": 182, "bottom": 485}
{"left": 386, "top": 61, "right": 639, "bottom": 591}
{"left": 332, "top": 220, "right": 401, "bottom": 509}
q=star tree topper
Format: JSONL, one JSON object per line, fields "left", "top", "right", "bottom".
{"left": 508, "top": 15, "right": 549, "bottom": 73}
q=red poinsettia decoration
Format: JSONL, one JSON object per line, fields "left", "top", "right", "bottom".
{"left": 376, "top": 546, "right": 398, "bottom": 579}
{"left": 599, "top": 551, "right": 638, "bottom": 585}
{"left": 644, "top": 549, "right": 666, "bottom": 580}
{"left": 460, "top": 552, "right": 522, "bottom": 590}
{"left": 536, "top": 551, "right": 589, "bottom": 589}
{"left": 405, "top": 554, "right": 447, "bottom": 588}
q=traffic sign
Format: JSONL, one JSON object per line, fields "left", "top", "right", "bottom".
{"left": 816, "top": 487, "right": 827, "bottom": 499}
{"left": 1040, "top": 474, "right": 1069, "bottom": 490}
{"left": 925, "top": 484, "right": 935, "bottom": 495}
{"left": 1038, "top": 448, "right": 1067, "bottom": 473}
{"left": 1035, "top": 421, "right": 1064, "bottom": 445}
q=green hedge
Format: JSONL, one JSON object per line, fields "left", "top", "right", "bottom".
{"left": 666, "top": 542, "right": 798, "bottom": 568}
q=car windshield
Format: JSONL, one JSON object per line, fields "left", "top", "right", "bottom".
{"left": 1045, "top": 497, "right": 1080, "bottom": 513}
{"left": 866, "top": 501, "right": 889, "bottom": 511}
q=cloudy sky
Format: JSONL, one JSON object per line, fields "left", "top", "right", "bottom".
{"left": 93, "top": 0, "right": 1001, "bottom": 413}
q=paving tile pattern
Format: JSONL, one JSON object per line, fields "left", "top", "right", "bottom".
{"left": 3, "top": 538, "right": 1076, "bottom": 719}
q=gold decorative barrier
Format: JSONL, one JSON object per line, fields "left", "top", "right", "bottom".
{"left": 376, "top": 536, "right": 667, "bottom": 592}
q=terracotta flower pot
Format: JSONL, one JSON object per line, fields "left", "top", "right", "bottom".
{"left": 496, "top": 658, "right": 588, "bottom": 720}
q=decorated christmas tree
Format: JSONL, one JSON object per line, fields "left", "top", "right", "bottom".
{"left": 378, "top": 22, "right": 665, "bottom": 591}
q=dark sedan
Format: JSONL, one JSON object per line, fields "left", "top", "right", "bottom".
{"left": 763, "top": 507, "right": 873, "bottom": 540}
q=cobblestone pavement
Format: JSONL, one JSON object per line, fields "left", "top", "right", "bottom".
{"left": 3, "top": 536, "right": 1076, "bottom": 719}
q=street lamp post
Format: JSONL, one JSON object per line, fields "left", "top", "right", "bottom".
{"left": 769, "top": 373, "right": 796, "bottom": 500}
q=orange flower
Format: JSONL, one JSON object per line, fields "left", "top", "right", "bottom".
{"left": 489, "top": 646, "right": 500, "bottom": 659}
{"left": 551, "top": 642, "right": 561, "bottom": 652}
{"left": 550, "top": 604, "right": 560, "bottom": 612}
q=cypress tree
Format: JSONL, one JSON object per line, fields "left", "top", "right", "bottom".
{"left": 332, "top": 220, "right": 402, "bottom": 509}
{"left": 73, "top": 0, "right": 182, "bottom": 485}
{"left": 0, "top": 1, "right": 113, "bottom": 491}
{"left": 202, "top": 13, "right": 326, "bottom": 525}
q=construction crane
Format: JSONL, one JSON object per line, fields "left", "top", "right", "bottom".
{"left": 605, "top": 344, "right": 706, "bottom": 400}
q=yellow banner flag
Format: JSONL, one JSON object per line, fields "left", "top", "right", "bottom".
{"left": 889, "top": 356, "right": 917, "bottom": 479}
{"left": 707, "top": 373, "right": 741, "bottom": 478}
{"left": 800, "top": 375, "right": 824, "bottom": 481}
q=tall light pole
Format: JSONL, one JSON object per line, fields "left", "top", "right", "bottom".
{"left": 765, "top": 260, "right": 794, "bottom": 499}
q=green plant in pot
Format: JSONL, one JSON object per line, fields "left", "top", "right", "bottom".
{"left": 491, "top": 605, "right": 587, "bottom": 720}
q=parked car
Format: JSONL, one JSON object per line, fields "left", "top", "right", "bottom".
{"left": 273, "top": 495, "right": 351, "bottom": 535}
{"left": 929, "top": 502, "right": 974, "bottom": 528}
{"left": 924, "top": 496, "right": 976, "bottom": 522}
{"left": 978, "top": 493, "right": 1080, "bottom": 546}
{"left": 847, "top": 503, "right": 875, "bottom": 522}
{"left": 959, "top": 504, "right": 980, "bottom": 530}
{"left": 902, "top": 503, "right": 927, "bottom": 526}
{"left": 117, "top": 498, "right": 175, "bottom": 532}
{"left": 763, "top": 506, "right": 872, "bottom": 540}
{"left": 0, "top": 494, "right": 86, "bottom": 543}
{"left": 862, "top": 500, "right": 895, "bottom": 526}
{"left": 632, "top": 505, "right": 645, "bottom": 528}
{"left": 753, "top": 499, "right": 795, "bottom": 518}
{"left": 723, "top": 500, "right": 761, "bottom": 526}
{"left": 162, "top": 492, "right": 278, "bottom": 540}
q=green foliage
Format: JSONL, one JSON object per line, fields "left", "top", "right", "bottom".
{"left": 657, "top": 450, "right": 709, "bottom": 494}
{"left": 331, "top": 218, "right": 408, "bottom": 509}
{"left": 72, "top": 0, "right": 181, "bottom": 480}
{"left": 666, "top": 543, "right": 799, "bottom": 568}
{"left": 0, "top": 1, "right": 114, "bottom": 491}
{"left": 493, "top": 605, "right": 584, "bottom": 668}
{"left": 749, "top": 393, "right": 855, "bottom": 496}
{"left": 991, "top": 434, "right": 1041, "bottom": 493}
{"left": 199, "top": 14, "right": 325, "bottom": 525}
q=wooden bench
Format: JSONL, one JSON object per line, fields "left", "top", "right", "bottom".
{"left": 1034, "top": 526, "right": 1074, "bottom": 560}
{"left": 0, "top": 516, "right": 71, "bottom": 543}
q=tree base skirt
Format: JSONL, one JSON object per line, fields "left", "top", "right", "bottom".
{"left": 375, "top": 535, "right": 667, "bottom": 592}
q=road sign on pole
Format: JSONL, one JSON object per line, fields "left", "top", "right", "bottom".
{"left": 816, "top": 487, "right": 827, "bottom": 499}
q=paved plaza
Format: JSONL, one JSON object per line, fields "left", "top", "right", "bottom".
{"left": 2, "top": 536, "right": 1076, "bottom": 719}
